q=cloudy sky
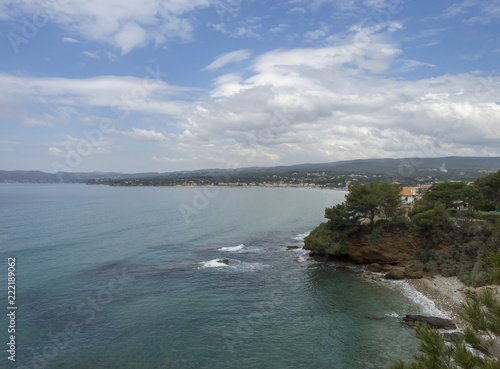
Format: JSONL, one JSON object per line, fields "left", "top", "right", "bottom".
{"left": 1, "top": 0, "right": 500, "bottom": 173}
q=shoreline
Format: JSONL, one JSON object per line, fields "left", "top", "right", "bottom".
{"left": 404, "top": 275, "right": 468, "bottom": 329}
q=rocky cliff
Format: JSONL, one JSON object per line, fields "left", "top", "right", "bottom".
{"left": 306, "top": 224, "right": 448, "bottom": 279}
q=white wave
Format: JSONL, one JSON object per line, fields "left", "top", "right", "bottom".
{"left": 198, "top": 259, "right": 230, "bottom": 269}
{"left": 292, "top": 232, "right": 310, "bottom": 241}
{"left": 385, "top": 312, "right": 400, "bottom": 318}
{"left": 218, "top": 244, "right": 244, "bottom": 252}
{"left": 297, "top": 255, "right": 310, "bottom": 262}
{"left": 198, "top": 259, "right": 267, "bottom": 272}
{"left": 384, "top": 280, "right": 449, "bottom": 318}
{"left": 236, "top": 262, "right": 268, "bottom": 272}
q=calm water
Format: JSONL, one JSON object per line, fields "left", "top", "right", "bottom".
{"left": 0, "top": 184, "right": 431, "bottom": 369}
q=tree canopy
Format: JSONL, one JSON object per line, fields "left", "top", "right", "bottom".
{"left": 475, "top": 170, "right": 500, "bottom": 209}
{"left": 305, "top": 181, "right": 403, "bottom": 252}
{"left": 344, "top": 181, "right": 403, "bottom": 225}
{"left": 421, "top": 182, "right": 484, "bottom": 210}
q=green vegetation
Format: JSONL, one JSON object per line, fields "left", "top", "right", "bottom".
{"left": 389, "top": 250, "right": 500, "bottom": 368}
{"left": 420, "top": 181, "right": 484, "bottom": 211}
{"left": 304, "top": 181, "right": 403, "bottom": 253}
{"left": 306, "top": 171, "right": 500, "bottom": 286}
{"left": 475, "top": 170, "right": 500, "bottom": 211}
{"left": 407, "top": 173, "right": 500, "bottom": 286}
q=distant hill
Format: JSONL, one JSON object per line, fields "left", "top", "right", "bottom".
{"left": 1, "top": 156, "right": 500, "bottom": 183}
{"left": 0, "top": 170, "right": 160, "bottom": 183}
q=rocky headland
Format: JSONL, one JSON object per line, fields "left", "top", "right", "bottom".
{"left": 304, "top": 223, "right": 500, "bottom": 335}
{"left": 306, "top": 223, "right": 443, "bottom": 280}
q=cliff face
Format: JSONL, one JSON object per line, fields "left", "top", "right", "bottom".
{"left": 340, "top": 229, "right": 421, "bottom": 265}
{"left": 308, "top": 224, "right": 446, "bottom": 267}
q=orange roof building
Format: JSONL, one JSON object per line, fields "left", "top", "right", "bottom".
{"left": 401, "top": 187, "right": 419, "bottom": 203}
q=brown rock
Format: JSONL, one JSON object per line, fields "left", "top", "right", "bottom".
{"left": 286, "top": 246, "right": 301, "bottom": 250}
{"left": 339, "top": 227, "right": 422, "bottom": 265}
{"left": 385, "top": 268, "right": 405, "bottom": 280}
{"left": 367, "top": 263, "right": 383, "bottom": 273}
{"left": 381, "top": 264, "right": 395, "bottom": 272}
{"left": 217, "top": 259, "right": 229, "bottom": 265}
{"left": 405, "top": 260, "right": 425, "bottom": 279}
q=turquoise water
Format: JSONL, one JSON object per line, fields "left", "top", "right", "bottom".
{"left": 0, "top": 184, "right": 427, "bottom": 368}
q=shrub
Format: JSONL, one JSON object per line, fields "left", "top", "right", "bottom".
{"left": 410, "top": 203, "right": 453, "bottom": 235}
{"left": 304, "top": 222, "right": 347, "bottom": 255}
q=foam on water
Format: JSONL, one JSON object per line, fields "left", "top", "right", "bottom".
{"left": 198, "top": 258, "right": 267, "bottom": 272}
{"left": 385, "top": 312, "right": 400, "bottom": 318}
{"left": 384, "top": 280, "right": 450, "bottom": 318}
{"left": 198, "top": 259, "right": 230, "bottom": 269}
{"left": 292, "top": 232, "right": 310, "bottom": 241}
{"left": 218, "top": 244, "right": 245, "bottom": 252}
{"left": 235, "top": 262, "right": 268, "bottom": 272}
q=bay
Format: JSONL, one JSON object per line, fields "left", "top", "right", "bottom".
{"left": 0, "top": 184, "right": 429, "bottom": 368}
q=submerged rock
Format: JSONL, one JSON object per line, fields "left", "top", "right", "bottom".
{"left": 286, "top": 246, "right": 301, "bottom": 250}
{"left": 365, "top": 314, "right": 385, "bottom": 320}
{"left": 402, "top": 315, "right": 456, "bottom": 330}
{"left": 217, "top": 259, "right": 229, "bottom": 265}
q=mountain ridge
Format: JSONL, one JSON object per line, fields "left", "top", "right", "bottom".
{"left": 2, "top": 156, "right": 500, "bottom": 183}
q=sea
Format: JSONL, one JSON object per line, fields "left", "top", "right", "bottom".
{"left": 0, "top": 184, "right": 446, "bottom": 369}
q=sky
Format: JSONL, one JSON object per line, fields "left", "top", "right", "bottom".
{"left": 0, "top": 0, "right": 499, "bottom": 174}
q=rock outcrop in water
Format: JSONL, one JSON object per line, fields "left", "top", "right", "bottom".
{"left": 402, "top": 314, "right": 457, "bottom": 330}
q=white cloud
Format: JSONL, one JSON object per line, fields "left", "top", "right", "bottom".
{"left": 203, "top": 49, "right": 251, "bottom": 71}
{"left": 287, "top": 7, "right": 307, "bottom": 14}
{"left": 441, "top": 0, "right": 500, "bottom": 24}
{"left": 304, "top": 28, "right": 328, "bottom": 41}
{"left": 391, "top": 59, "right": 435, "bottom": 73}
{"left": 118, "top": 128, "right": 170, "bottom": 144}
{"left": 1, "top": 0, "right": 213, "bottom": 54}
{"left": 83, "top": 51, "right": 100, "bottom": 59}
{"left": 459, "top": 53, "right": 482, "bottom": 61}
{"left": 0, "top": 73, "right": 196, "bottom": 117}
{"left": 270, "top": 24, "right": 288, "bottom": 33}
{"left": 62, "top": 37, "right": 79, "bottom": 43}
{"left": 115, "top": 22, "right": 147, "bottom": 55}
{"left": 171, "top": 34, "right": 500, "bottom": 168}
{"left": 48, "top": 147, "right": 64, "bottom": 156}
{"left": 23, "top": 117, "right": 54, "bottom": 128}
{"left": 152, "top": 156, "right": 183, "bottom": 163}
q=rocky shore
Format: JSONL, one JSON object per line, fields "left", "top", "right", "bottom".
{"left": 405, "top": 275, "right": 468, "bottom": 329}
{"left": 405, "top": 275, "right": 500, "bottom": 330}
